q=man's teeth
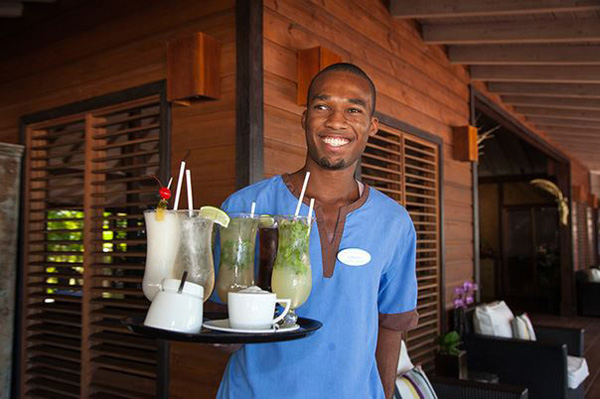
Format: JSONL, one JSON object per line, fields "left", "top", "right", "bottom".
{"left": 322, "top": 137, "right": 350, "bottom": 147}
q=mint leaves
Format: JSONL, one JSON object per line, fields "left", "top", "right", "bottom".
{"left": 274, "top": 219, "right": 310, "bottom": 275}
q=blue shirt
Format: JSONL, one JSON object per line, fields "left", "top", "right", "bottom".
{"left": 216, "top": 175, "right": 417, "bottom": 399}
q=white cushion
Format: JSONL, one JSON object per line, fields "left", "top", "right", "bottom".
{"left": 395, "top": 366, "right": 438, "bottom": 399}
{"left": 397, "top": 340, "right": 414, "bottom": 375}
{"left": 473, "top": 301, "right": 514, "bottom": 338}
{"left": 589, "top": 268, "right": 600, "bottom": 283}
{"left": 511, "top": 313, "right": 537, "bottom": 341}
{"left": 567, "top": 356, "right": 589, "bottom": 389}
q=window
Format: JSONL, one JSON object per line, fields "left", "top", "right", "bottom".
{"left": 361, "top": 122, "right": 441, "bottom": 369}
{"left": 21, "top": 87, "right": 168, "bottom": 398}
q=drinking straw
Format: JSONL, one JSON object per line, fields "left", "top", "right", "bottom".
{"left": 307, "top": 198, "right": 315, "bottom": 234}
{"left": 173, "top": 161, "right": 186, "bottom": 210}
{"left": 167, "top": 177, "right": 173, "bottom": 189}
{"left": 250, "top": 201, "right": 256, "bottom": 218}
{"left": 185, "top": 169, "right": 193, "bottom": 217}
{"left": 294, "top": 171, "right": 311, "bottom": 217}
{"left": 178, "top": 271, "right": 188, "bottom": 294}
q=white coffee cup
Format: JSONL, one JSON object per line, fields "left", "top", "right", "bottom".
{"left": 144, "top": 279, "right": 204, "bottom": 333}
{"left": 228, "top": 291, "right": 291, "bottom": 330}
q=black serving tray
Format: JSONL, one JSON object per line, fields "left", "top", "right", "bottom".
{"left": 123, "top": 312, "right": 322, "bottom": 344}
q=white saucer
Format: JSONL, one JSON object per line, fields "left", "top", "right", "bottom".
{"left": 203, "top": 319, "right": 300, "bottom": 334}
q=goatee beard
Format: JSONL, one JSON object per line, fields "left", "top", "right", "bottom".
{"left": 318, "top": 157, "right": 346, "bottom": 170}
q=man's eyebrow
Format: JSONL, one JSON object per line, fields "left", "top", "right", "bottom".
{"left": 311, "top": 94, "right": 330, "bottom": 102}
{"left": 348, "top": 98, "right": 367, "bottom": 107}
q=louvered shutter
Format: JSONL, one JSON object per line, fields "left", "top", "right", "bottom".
{"left": 21, "top": 93, "right": 166, "bottom": 399}
{"left": 361, "top": 124, "right": 441, "bottom": 370}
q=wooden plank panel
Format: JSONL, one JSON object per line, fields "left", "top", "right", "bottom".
{"left": 528, "top": 116, "right": 600, "bottom": 128}
{"left": 390, "top": 0, "right": 600, "bottom": 18}
{"left": 423, "top": 19, "right": 600, "bottom": 45}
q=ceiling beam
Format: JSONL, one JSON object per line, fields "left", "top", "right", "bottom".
{"left": 540, "top": 125, "right": 600, "bottom": 135}
{"left": 390, "top": 0, "right": 600, "bottom": 19}
{"left": 0, "top": 2, "right": 24, "bottom": 17}
{"left": 488, "top": 82, "right": 600, "bottom": 98}
{"left": 423, "top": 19, "right": 600, "bottom": 44}
{"left": 501, "top": 95, "right": 600, "bottom": 110}
{"left": 528, "top": 116, "right": 600, "bottom": 128}
{"left": 471, "top": 66, "right": 600, "bottom": 83}
{"left": 449, "top": 44, "right": 600, "bottom": 65}
{"left": 515, "top": 106, "right": 600, "bottom": 121}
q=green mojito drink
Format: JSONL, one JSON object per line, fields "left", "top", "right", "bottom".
{"left": 216, "top": 214, "right": 259, "bottom": 303}
{"left": 271, "top": 215, "right": 312, "bottom": 326}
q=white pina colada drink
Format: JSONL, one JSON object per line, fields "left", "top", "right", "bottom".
{"left": 142, "top": 210, "right": 181, "bottom": 301}
{"left": 271, "top": 216, "right": 312, "bottom": 320}
{"left": 173, "top": 211, "right": 215, "bottom": 302}
{"left": 216, "top": 214, "right": 259, "bottom": 303}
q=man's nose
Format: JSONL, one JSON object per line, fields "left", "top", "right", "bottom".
{"left": 325, "top": 109, "right": 347, "bottom": 129}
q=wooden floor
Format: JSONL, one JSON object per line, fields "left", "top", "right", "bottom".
{"left": 531, "top": 314, "right": 600, "bottom": 399}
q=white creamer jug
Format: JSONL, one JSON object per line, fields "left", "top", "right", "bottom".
{"left": 144, "top": 278, "right": 204, "bottom": 333}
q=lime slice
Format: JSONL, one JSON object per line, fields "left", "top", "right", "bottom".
{"left": 259, "top": 214, "right": 275, "bottom": 228}
{"left": 199, "top": 206, "right": 230, "bottom": 228}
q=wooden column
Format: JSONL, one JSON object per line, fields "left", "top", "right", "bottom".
{"left": 297, "top": 46, "right": 342, "bottom": 106}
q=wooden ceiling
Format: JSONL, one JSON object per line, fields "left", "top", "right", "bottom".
{"left": 391, "top": 0, "right": 600, "bottom": 172}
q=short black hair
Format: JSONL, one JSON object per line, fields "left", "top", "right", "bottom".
{"left": 306, "top": 62, "right": 377, "bottom": 115}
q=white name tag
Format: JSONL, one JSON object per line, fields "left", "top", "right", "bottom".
{"left": 337, "top": 248, "right": 371, "bottom": 266}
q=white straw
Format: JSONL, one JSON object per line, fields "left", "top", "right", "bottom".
{"left": 167, "top": 177, "right": 173, "bottom": 189}
{"left": 173, "top": 161, "right": 186, "bottom": 210}
{"left": 185, "top": 169, "right": 193, "bottom": 217}
{"left": 294, "top": 171, "right": 311, "bottom": 217}
{"left": 250, "top": 201, "right": 256, "bottom": 217}
{"left": 307, "top": 198, "right": 315, "bottom": 234}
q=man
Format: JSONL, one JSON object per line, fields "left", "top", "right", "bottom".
{"left": 216, "top": 63, "right": 418, "bottom": 399}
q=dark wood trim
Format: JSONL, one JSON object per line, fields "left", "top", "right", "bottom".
{"left": 472, "top": 89, "right": 570, "bottom": 164}
{"left": 374, "top": 112, "right": 446, "bottom": 333}
{"left": 479, "top": 173, "right": 548, "bottom": 184}
{"left": 21, "top": 81, "right": 167, "bottom": 125}
{"left": 159, "top": 86, "right": 172, "bottom": 185}
{"left": 469, "top": 85, "right": 481, "bottom": 303}
{"left": 375, "top": 112, "right": 443, "bottom": 146}
{"left": 236, "top": 0, "right": 264, "bottom": 188}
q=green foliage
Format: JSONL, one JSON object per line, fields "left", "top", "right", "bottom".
{"left": 439, "top": 331, "right": 462, "bottom": 355}
{"left": 221, "top": 239, "right": 254, "bottom": 269}
{"left": 274, "top": 219, "right": 310, "bottom": 275}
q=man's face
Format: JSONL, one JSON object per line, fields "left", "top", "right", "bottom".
{"left": 302, "top": 71, "right": 379, "bottom": 171}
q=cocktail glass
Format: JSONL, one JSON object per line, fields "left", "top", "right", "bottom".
{"left": 173, "top": 210, "right": 215, "bottom": 302}
{"left": 142, "top": 209, "right": 181, "bottom": 301}
{"left": 271, "top": 215, "right": 312, "bottom": 327}
{"left": 257, "top": 216, "right": 278, "bottom": 292}
{"left": 215, "top": 213, "right": 259, "bottom": 303}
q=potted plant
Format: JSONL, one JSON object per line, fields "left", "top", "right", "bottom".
{"left": 435, "top": 331, "right": 468, "bottom": 379}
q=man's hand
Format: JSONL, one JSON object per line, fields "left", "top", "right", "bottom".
{"left": 376, "top": 326, "right": 402, "bottom": 399}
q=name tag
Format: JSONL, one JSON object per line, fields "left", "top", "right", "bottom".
{"left": 337, "top": 248, "right": 371, "bottom": 266}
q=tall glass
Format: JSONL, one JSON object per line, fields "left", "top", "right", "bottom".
{"left": 257, "top": 216, "right": 278, "bottom": 292}
{"left": 142, "top": 209, "right": 181, "bottom": 301}
{"left": 216, "top": 214, "right": 259, "bottom": 303}
{"left": 271, "top": 215, "right": 312, "bottom": 327}
{"left": 173, "top": 210, "right": 215, "bottom": 302}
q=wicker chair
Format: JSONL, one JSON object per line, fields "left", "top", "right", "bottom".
{"left": 429, "top": 376, "right": 528, "bottom": 399}
{"left": 463, "top": 309, "right": 585, "bottom": 399}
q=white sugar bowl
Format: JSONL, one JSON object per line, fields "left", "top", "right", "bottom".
{"left": 144, "top": 278, "right": 204, "bottom": 333}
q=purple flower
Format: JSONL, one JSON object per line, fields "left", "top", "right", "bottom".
{"left": 466, "top": 295, "right": 474, "bottom": 304}
{"left": 454, "top": 298, "right": 465, "bottom": 309}
{"left": 454, "top": 287, "right": 465, "bottom": 296}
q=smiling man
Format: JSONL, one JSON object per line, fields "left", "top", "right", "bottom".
{"left": 216, "top": 63, "right": 418, "bottom": 399}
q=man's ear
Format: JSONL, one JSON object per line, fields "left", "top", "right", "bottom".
{"left": 368, "top": 117, "right": 379, "bottom": 137}
{"left": 301, "top": 110, "right": 307, "bottom": 131}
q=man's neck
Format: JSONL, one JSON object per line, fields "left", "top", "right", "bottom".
{"left": 290, "top": 160, "right": 359, "bottom": 207}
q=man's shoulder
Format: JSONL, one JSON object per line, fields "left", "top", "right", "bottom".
{"left": 366, "top": 186, "right": 411, "bottom": 222}
{"left": 222, "top": 175, "right": 282, "bottom": 209}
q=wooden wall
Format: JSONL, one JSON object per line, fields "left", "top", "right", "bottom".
{"left": 0, "top": 0, "right": 236, "bottom": 207}
{"left": 0, "top": 1, "right": 236, "bottom": 398}
{"left": 262, "top": 0, "right": 473, "bottom": 308}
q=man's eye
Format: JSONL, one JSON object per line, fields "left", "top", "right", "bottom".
{"left": 314, "top": 104, "right": 328, "bottom": 110}
{"left": 348, "top": 108, "right": 362, "bottom": 113}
